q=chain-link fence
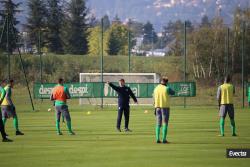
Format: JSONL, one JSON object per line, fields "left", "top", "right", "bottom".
{"left": 0, "top": 16, "right": 250, "bottom": 109}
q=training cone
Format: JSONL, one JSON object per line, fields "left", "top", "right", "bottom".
{"left": 87, "top": 111, "right": 91, "bottom": 115}
{"left": 48, "top": 108, "right": 51, "bottom": 112}
{"left": 144, "top": 110, "right": 148, "bottom": 114}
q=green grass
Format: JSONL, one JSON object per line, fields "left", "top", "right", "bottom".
{"left": 0, "top": 104, "right": 250, "bottom": 167}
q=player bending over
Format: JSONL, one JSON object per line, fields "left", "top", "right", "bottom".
{"left": 50, "top": 78, "right": 75, "bottom": 135}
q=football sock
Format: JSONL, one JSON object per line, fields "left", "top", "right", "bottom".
{"left": 13, "top": 116, "right": 19, "bottom": 131}
{"left": 155, "top": 125, "right": 161, "bottom": 142}
{"left": 230, "top": 119, "right": 236, "bottom": 135}
{"left": 66, "top": 121, "right": 73, "bottom": 133}
{"left": 219, "top": 117, "right": 225, "bottom": 136}
{"left": 162, "top": 124, "right": 168, "bottom": 142}
{"left": 56, "top": 121, "right": 61, "bottom": 133}
{"left": 2, "top": 118, "right": 7, "bottom": 125}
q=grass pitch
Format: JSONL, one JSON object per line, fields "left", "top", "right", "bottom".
{"left": 0, "top": 104, "right": 250, "bottom": 167}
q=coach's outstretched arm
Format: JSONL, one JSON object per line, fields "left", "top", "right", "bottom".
{"left": 107, "top": 81, "right": 120, "bottom": 92}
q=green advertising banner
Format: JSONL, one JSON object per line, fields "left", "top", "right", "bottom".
{"left": 34, "top": 82, "right": 196, "bottom": 99}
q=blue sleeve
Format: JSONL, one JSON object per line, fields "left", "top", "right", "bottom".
{"left": 167, "top": 87, "right": 175, "bottom": 95}
{"left": 128, "top": 87, "right": 137, "bottom": 102}
{"left": 109, "top": 83, "right": 120, "bottom": 92}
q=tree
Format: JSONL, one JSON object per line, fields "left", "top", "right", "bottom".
{"left": 127, "top": 19, "right": 144, "bottom": 37}
{"left": 187, "top": 17, "right": 229, "bottom": 80}
{"left": 88, "top": 14, "right": 99, "bottom": 27}
{"left": 64, "top": 0, "right": 89, "bottom": 55}
{"left": 47, "top": 0, "right": 64, "bottom": 53}
{"left": 142, "top": 21, "right": 157, "bottom": 46}
{"left": 112, "top": 14, "right": 121, "bottom": 25}
{"left": 162, "top": 20, "right": 184, "bottom": 56}
{"left": 201, "top": 15, "right": 211, "bottom": 27}
{"left": 0, "top": 0, "right": 21, "bottom": 53}
{"left": 26, "top": 0, "right": 47, "bottom": 52}
{"left": 106, "top": 24, "right": 130, "bottom": 55}
{"left": 0, "top": 9, "right": 3, "bottom": 52}
{"left": 87, "top": 26, "right": 108, "bottom": 56}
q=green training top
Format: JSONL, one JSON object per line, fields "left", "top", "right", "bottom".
{"left": 0, "top": 86, "right": 6, "bottom": 103}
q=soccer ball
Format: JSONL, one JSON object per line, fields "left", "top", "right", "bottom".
{"left": 144, "top": 110, "right": 148, "bottom": 114}
{"left": 87, "top": 111, "right": 91, "bottom": 115}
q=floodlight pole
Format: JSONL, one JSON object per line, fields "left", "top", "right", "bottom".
{"left": 0, "top": 5, "right": 35, "bottom": 111}
{"left": 128, "top": 29, "right": 131, "bottom": 73}
{"left": 0, "top": 15, "right": 9, "bottom": 80}
{"left": 101, "top": 18, "right": 104, "bottom": 109}
{"left": 38, "top": 28, "right": 43, "bottom": 101}
{"left": 241, "top": 21, "right": 245, "bottom": 108}
{"left": 6, "top": 12, "right": 10, "bottom": 80}
{"left": 9, "top": 19, "right": 35, "bottom": 111}
{"left": 38, "top": 29, "right": 42, "bottom": 83}
{"left": 226, "top": 27, "right": 229, "bottom": 75}
{"left": 184, "top": 21, "right": 187, "bottom": 108}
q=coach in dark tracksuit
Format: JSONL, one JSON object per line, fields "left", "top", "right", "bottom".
{"left": 107, "top": 79, "right": 138, "bottom": 132}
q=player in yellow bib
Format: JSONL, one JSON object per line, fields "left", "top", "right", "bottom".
{"left": 0, "top": 80, "right": 12, "bottom": 142}
{"left": 153, "top": 77, "right": 175, "bottom": 143}
{"left": 1, "top": 79, "right": 24, "bottom": 136}
{"left": 216, "top": 75, "right": 237, "bottom": 137}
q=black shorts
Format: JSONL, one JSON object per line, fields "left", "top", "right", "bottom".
{"left": 219, "top": 104, "right": 234, "bottom": 119}
{"left": 55, "top": 105, "right": 71, "bottom": 122}
{"left": 1, "top": 105, "right": 17, "bottom": 119}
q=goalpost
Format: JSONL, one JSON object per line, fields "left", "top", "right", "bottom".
{"left": 79, "top": 73, "right": 160, "bottom": 105}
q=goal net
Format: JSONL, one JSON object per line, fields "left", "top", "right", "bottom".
{"left": 79, "top": 73, "right": 160, "bottom": 105}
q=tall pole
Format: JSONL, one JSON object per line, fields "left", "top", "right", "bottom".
{"left": 101, "top": 18, "right": 104, "bottom": 108}
{"left": 38, "top": 29, "right": 43, "bottom": 101}
{"left": 241, "top": 21, "right": 245, "bottom": 108}
{"left": 128, "top": 30, "right": 131, "bottom": 73}
{"left": 226, "top": 27, "right": 229, "bottom": 75}
{"left": 10, "top": 18, "right": 35, "bottom": 111}
{"left": 184, "top": 21, "right": 187, "bottom": 108}
{"left": 151, "top": 29, "right": 154, "bottom": 56}
{"left": 39, "top": 29, "right": 42, "bottom": 84}
{"left": 6, "top": 13, "right": 10, "bottom": 80}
